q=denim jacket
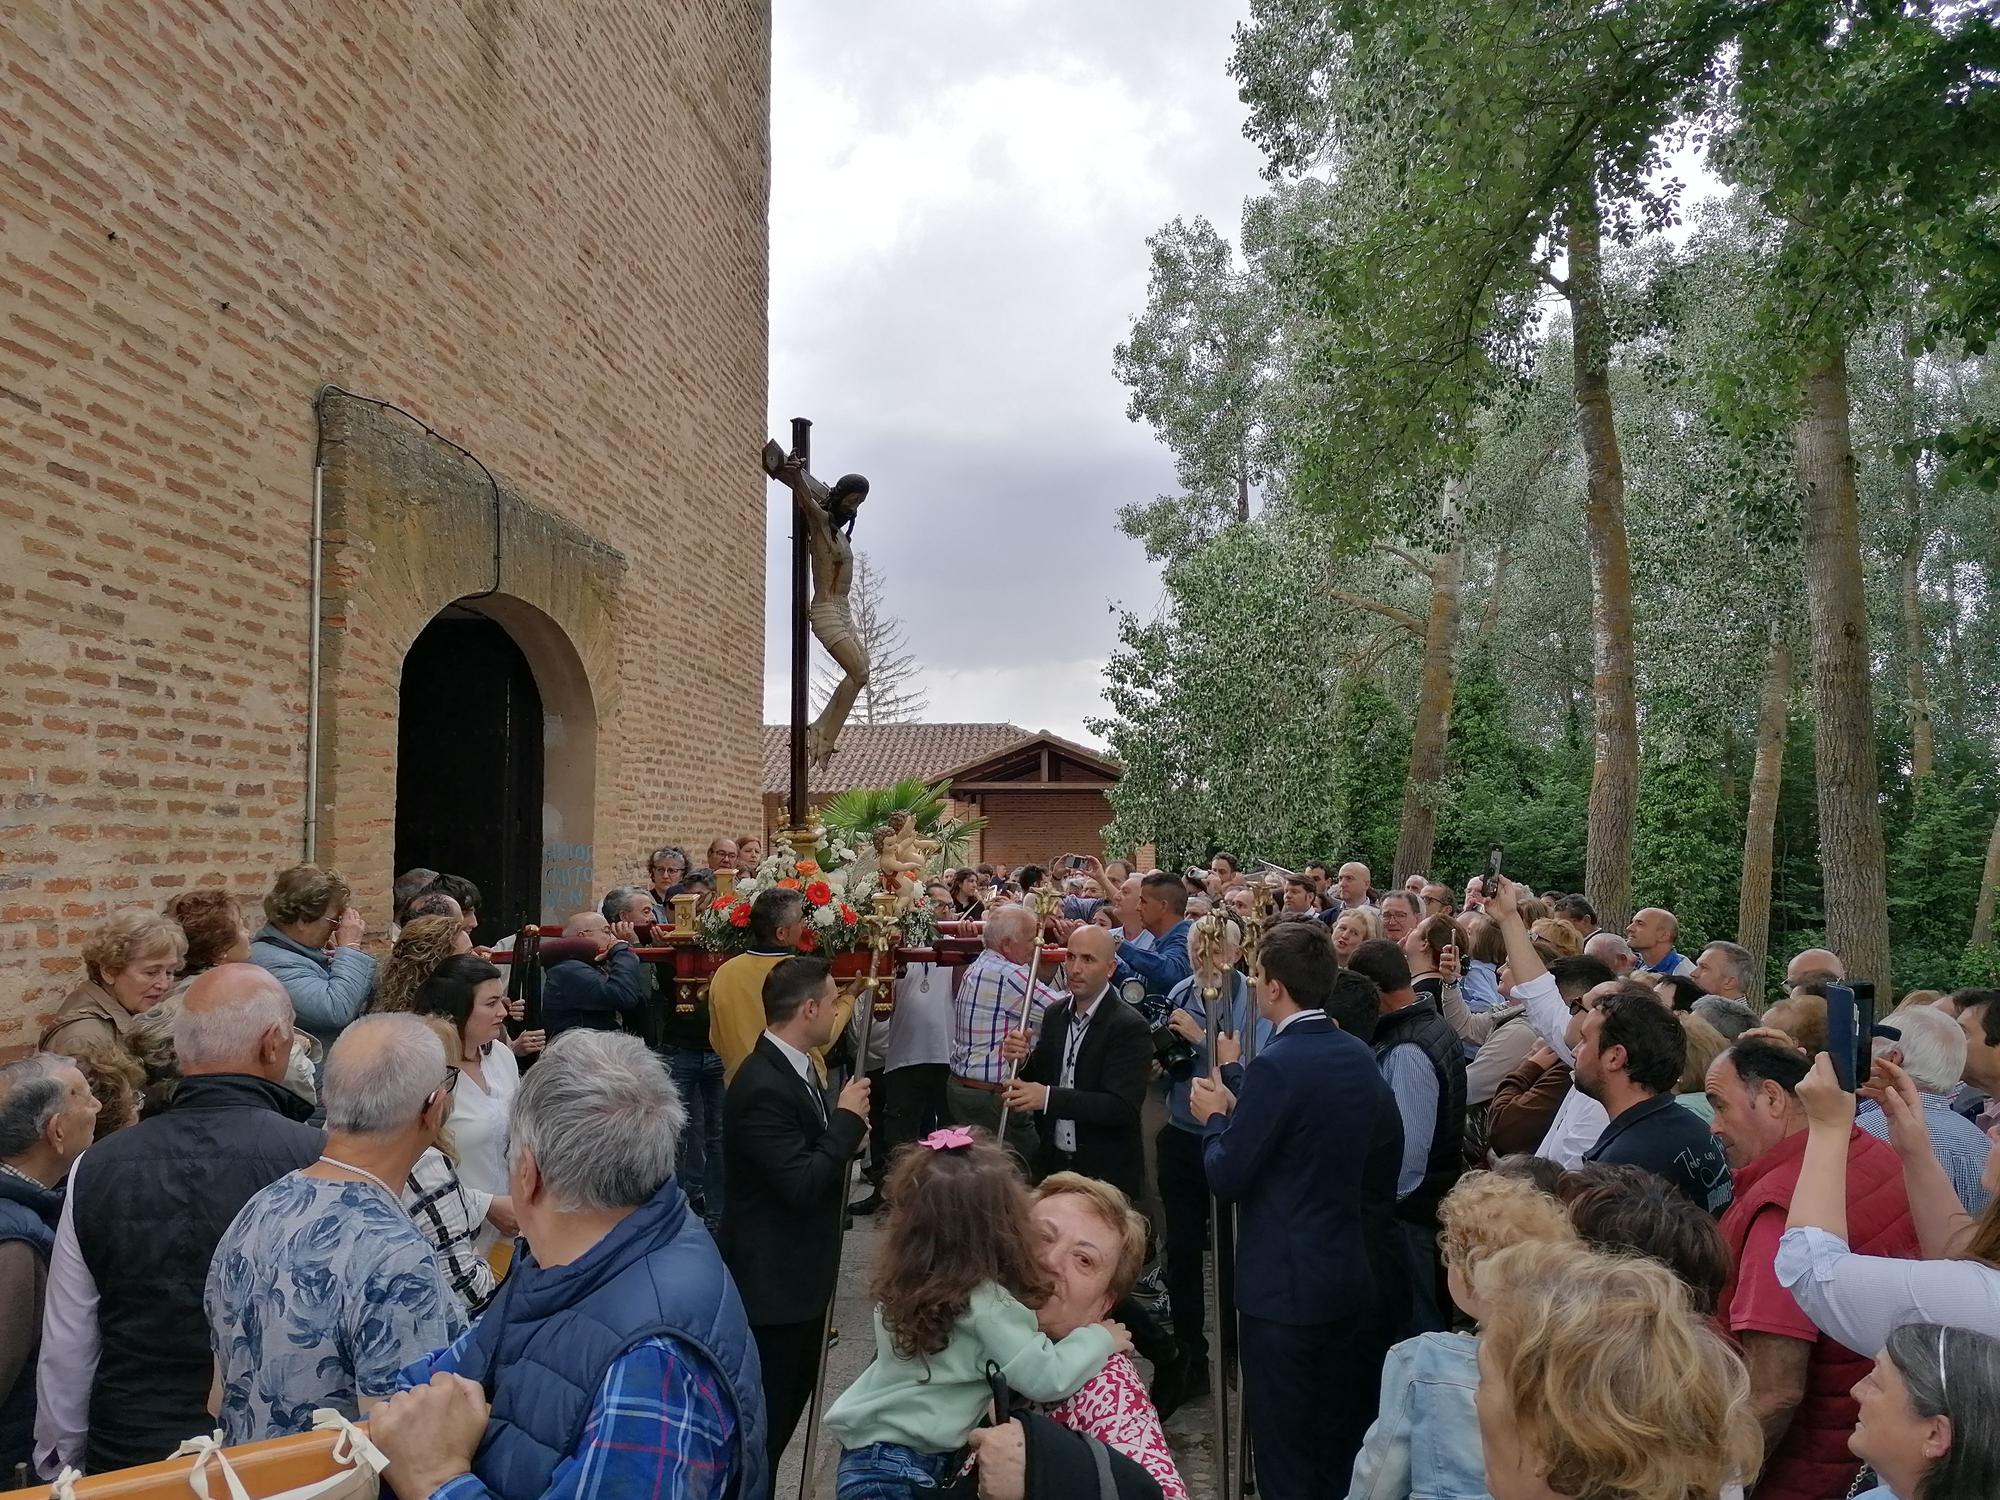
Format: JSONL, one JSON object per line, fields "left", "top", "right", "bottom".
{"left": 1348, "top": 1332, "right": 1489, "bottom": 1500}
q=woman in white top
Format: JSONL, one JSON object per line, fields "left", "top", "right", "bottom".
{"left": 411, "top": 953, "right": 522, "bottom": 1250}
{"left": 1776, "top": 1053, "right": 2000, "bottom": 1354}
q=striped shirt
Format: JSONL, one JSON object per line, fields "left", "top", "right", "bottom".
{"left": 951, "top": 948, "right": 1066, "bottom": 1084}
{"left": 402, "top": 1147, "right": 498, "bottom": 1317}
{"left": 408, "top": 1333, "right": 737, "bottom": 1500}
{"left": 1856, "top": 1091, "right": 1994, "bottom": 1216}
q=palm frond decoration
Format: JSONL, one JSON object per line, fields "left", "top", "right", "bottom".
{"left": 817, "top": 777, "right": 987, "bottom": 872}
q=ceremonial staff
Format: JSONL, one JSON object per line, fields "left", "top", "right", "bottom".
{"left": 995, "top": 882, "right": 1066, "bottom": 1153}
{"left": 1225, "top": 885, "right": 1274, "bottom": 1500}
{"left": 798, "top": 892, "right": 900, "bottom": 1500}
{"left": 1187, "top": 909, "right": 1234, "bottom": 1500}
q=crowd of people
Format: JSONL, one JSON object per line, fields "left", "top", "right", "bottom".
{"left": 3, "top": 846, "right": 2000, "bottom": 1500}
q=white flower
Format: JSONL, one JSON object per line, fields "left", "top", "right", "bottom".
{"left": 825, "top": 871, "right": 847, "bottom": 893}
{"left": 812, "top": 903, "right": 838, "bottom": 928}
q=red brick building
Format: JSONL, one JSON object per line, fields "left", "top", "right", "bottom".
{"left": 759, "top": 724, "right": 1126, "bottom": 868}
{"left": 0, "top": 2, "right": 770, "bottom": 1041}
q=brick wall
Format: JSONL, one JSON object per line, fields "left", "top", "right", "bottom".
{"left": 0, "top": 0, "right": 771, "bottom": 1043}
{"left": 978, "top": 790, "right": 1118, "bottom": 870}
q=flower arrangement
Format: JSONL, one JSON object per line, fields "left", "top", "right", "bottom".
{"left": 698, "top": 839, "right": 868, "bottom": 957}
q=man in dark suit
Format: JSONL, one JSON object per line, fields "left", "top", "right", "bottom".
{"left": 1191, "top": 921, "right": 1402, "bottom": 1499}
{"left": 999, "top": 924, "right": 1152, "bottom": 1201}
{"left": 718, "top": 955, "right": 869, "bottom": 1490}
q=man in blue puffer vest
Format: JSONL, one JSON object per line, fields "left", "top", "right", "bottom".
{"left": 371, "top": 1030, "right": 767, "bottom": 1500}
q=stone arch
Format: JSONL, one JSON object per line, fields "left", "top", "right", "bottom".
{"left": 311, "top": 390, "right": 626, "bottom": 925}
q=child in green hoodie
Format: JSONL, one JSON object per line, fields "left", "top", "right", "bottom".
{"left": 824, "top": 1127, "right": 1131, "bottom": 1497}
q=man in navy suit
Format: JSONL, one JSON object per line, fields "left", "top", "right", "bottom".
{"left": 719, "top": 956, "right": 869, "bottom": 1487}
{"left": 1191, "top": 921, "right": 1403, "bottom": 1499}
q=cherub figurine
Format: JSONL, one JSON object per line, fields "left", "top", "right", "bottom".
{"left": 874, "top": 812, "right": 937, "bottom": 910}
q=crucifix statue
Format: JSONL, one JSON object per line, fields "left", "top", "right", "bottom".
{"left": 762, "top": 420, "right": 871, "bottom": 807}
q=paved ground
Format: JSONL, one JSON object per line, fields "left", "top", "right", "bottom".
{"left": 774, "top": 1213, "right": 1226, "bottom": 1500}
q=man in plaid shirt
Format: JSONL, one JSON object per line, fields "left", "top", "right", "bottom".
{"left": 949, "top": 903, "right": 1067, "bottom": 1163}
{"left": 369, "top": 1032, "right": 765, "bottom": 1500}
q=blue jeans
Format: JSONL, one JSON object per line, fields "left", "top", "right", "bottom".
{"left": 663, "top": 1046, "right": 725, "bottom": 1222}
{"left": 835, "top": 1443, "right": 957, "bottom": 1499}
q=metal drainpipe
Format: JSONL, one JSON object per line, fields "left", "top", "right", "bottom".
{"left": 303, "top": 458, "right": 324, "bottom": 862}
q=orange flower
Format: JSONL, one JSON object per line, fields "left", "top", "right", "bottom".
{"left": 796, "top": 860, "right": 820, "bottom": 875}
{"left": 805, "top": 880, "right": 833, "bottom": 906}
{"left": 776, "top": 878, "right": 801, "bottom": 890}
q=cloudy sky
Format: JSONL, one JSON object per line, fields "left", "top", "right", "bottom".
{"left": 762, "top": 1, "right": 1267, "bottom": 745}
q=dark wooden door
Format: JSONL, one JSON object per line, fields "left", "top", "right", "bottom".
{"left": 395, "top": 609, "right": 543, "bottom": 944}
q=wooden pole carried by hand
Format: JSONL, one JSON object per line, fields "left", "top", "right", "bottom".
{"left": 1225, "top": 886, "right": 1274, "bottom": 1500}
{"left": 995, "top": 883, "right": 1065, "bottom": 1153}
{"left": 1188, "top": 910, "right": 1233, "bottom": 1500}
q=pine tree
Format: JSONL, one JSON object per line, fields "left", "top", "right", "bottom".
{"left": 812, "top": 552, "right": 928, "bottom": 727}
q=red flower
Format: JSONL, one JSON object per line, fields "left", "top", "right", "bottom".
{"left": 797, "top": 929, "right": 818, "bottom": 952}
{"left": 805, "top": 880, "right": 833, "bottom": 906}
{"left": 728, "top": 902, "right": 751, "bottom": 928}
{"left": 839, "top": 904, "right": 856, "bottom": 923}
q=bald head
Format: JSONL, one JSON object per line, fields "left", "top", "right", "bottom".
{"left": 1064, "top": 921, "right": 1119, "bottom": 1002}
{"left": 1624, "top": 907, "right": 1680, "bottom": 964}
{"left": 174, "top": 963, "right": 295, "bottom": 1079}
{"left": 1337, "top": 862, "right": 1371, "bottom": 905}
{"left": 1786, "top": 948, "right": 1844, "bottom": 985}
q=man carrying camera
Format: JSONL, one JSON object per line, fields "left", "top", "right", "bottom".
{"left": 1149, "top": 913, "right": 1271, "bottom": 1417}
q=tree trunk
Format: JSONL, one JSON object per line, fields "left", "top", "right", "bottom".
{"left": 1476, "top": 539, "right": 1510, "bottom": 645}
{"left": 1973, "top": 806, "right": 2000, "bottom": 951}
{"left": 1798, "top": 348, "right": 1892, "bottom": 992}
{"left": 1737, "top": 633, "right": 1792, "bottom": 985}
{"left": 1395, "top": 541, "right": 1465, "bottom": 884}
{"left": 1568, "top": 190, "right": 1639, "bottom": 932}
{"left": 1898, "top": 350, "right": 1934, "bottom": 781}
{"left": 1943, "top": 560, "right": 1968, "bottom": 735}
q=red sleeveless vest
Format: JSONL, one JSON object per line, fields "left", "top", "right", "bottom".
{"left": 1717, "top": 1127, "right": 1918, "bottom": 1500}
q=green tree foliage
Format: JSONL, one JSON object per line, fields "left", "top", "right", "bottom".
{"left": 1091, "top": 513, "right": 1350, "bottom": 869}
{"left": 1097, "top": 1, "right": 1999, "bottom": 994}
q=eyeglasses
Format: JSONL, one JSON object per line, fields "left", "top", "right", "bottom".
{"left": 425, "top": 1066, "right": 461, "bottom": 1113}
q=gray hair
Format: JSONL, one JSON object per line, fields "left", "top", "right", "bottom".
{"left": 0, "top": 1054, "right": 77, "bottom": 1158}
{"left": 509, "top": 1031, "right": 684, "bottom": 1211}
{"left": 1585, "top": 932, "right": 1638, "bottom": 965}
{"left": 173, "top": 973, "right": 294, "bottom": 1068}
{"left": 600, "top": 886, "right": 650, "bottom": 924}
{"left": 323, "top": 1014, "right": 447, "bottom": 1135}
{"left": 1885, "top": 1322, "right": 2000, "bottom": 1500}
{"left": 1880, "top": 1002, "right": 1968, "bottom": 1094}
{"left": 1699, "top": 941, "right": 1755, "bottom": 996}
{"left": 1692, "top": 995, "right": 1759, "bottom": 1041}
{"left": 983, "top": 903, "right": 1038, "bottom": 951}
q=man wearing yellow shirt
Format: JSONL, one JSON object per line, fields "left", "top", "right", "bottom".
{"left": 710, "top": 888, "right": 852, "bottom": 1081}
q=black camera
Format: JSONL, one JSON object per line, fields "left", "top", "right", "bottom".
{"left": 1126, "top": 976, "right": 1197, "bottom": 1079}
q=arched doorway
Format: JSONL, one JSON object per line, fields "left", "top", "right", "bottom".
{"left": 396, "top": 606, "right": 545, "bottom": 943}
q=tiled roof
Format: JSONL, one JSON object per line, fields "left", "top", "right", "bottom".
{"left": 760, "top": 722, "right": 1034, "bottom": 796}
